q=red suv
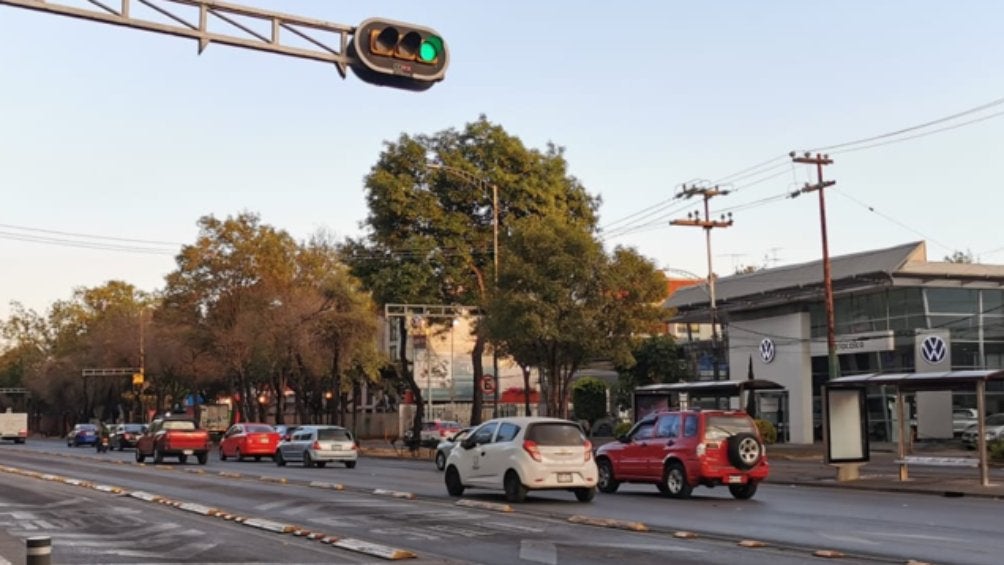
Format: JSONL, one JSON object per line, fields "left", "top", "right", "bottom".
{"left": 595, "top": 409, "right": 768, "bottom": 500}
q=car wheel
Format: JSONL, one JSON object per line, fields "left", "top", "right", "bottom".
{"left": 596, "top": 459, "right": 620, "bottom": 494}
{"left": 728, "top": 481, "right": 758, "bottom": 500}
{"left": 275, "top": 451, "right": 286, "bottom": 467}
{"left": 574, "top": 487, "right": 596, "bottom": 502}
{"left": 316, "top": 461, "right": 327, "bottom": 468}
{"left": 303, "top": 451, "right": 314, "bottom": 468}
{"left": 135, "top": 449, "right": 145, "bottom": 463}
{"left": 179, "top": 454, "right": 188, "bottom": 464}
{"left": 445, "top": 466, "right": 465, "bottom": 496}
{"left": 435, "top": 451, "right": 447, "bottom": 471}
{"left": 219, "top": 447, "right": 227, "bottom": 461}
{"left": 197, "top": 452, "right": 208, "bottom": 465}
{"left": 153, "top": 448, "right": 164, "bottom": 464}
{"left": 504, "top": 470, "right": 528, "bottom": 503}
{"left": 235, "top": 448, "right": 243, "bottom": 462}
{"left": 344, "top": 461, "right": 356, "bottom": 469}
{"left": 662, "top": 461, "right": 692, "bottom": 499}
{"left": 254, "top": 456, "right": 261, "bottom": 462}
{"left": 727, "top": 432, "right": 763, "bottom": 471}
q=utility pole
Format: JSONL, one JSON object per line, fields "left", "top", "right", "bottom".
{"left": 671, "top": 185, "right": 733, "bottom": 381}
{"left": 790, "top": 152, "right": 839, "bottom": 382}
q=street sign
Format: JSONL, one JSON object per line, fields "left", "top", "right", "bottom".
{"left": 480, "top": 374, "right": 496, "bottom": 395}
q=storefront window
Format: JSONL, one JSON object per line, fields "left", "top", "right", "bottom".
{"left": 928, "top": 315, "right": 979, "bottom": 340}
{"left": 983, "top": 290, "right": 1004, "bottom": 316}
{"left": 926, "top": 288, "right": 978, "bottom": 314}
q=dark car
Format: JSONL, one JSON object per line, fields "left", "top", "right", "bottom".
{"left": 595, "top": 409, "right": 769, "bottom": 500}
{"left": 67, "top": 423, "right": 99, "bottom": 447}
{"left": 110, "top": 423, "right": 147, "bottom": 450}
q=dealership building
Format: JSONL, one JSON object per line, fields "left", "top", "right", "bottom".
{"left": 664, "top": 241, "right": 1004, "bottom": 444}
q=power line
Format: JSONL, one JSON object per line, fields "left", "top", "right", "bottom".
{"left": 0, "top": 222, "right": 182, "bottom": 246}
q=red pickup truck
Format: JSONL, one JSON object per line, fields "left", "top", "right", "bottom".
{"left": 135, "top": 416, "right": 210, "bottom": 465}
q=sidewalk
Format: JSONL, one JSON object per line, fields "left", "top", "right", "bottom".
{"left": 359, "top": 438, "right": 1004, "bottom": 499}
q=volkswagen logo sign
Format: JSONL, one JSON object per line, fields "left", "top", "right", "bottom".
{"left": 759, "top": 338, "right": 776, "bottom": 364}
{"left": 921, "top": 335, "right": 948, "bottom": 365}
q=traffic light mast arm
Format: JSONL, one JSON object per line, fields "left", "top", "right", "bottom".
{"left": 0, "top": 0, "right": 355, "bottom": 77}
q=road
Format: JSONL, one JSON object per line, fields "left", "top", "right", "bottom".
{"left": 1, "top": 439, "right": 1000, "bottom": 564}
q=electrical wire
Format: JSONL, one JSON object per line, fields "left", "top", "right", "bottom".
{"left": 0, "top": 222, "right": 181, "bottom": 246}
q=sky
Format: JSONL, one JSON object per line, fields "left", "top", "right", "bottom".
{"left": 2, "top": 0, "right": 1004, "bottom": 321}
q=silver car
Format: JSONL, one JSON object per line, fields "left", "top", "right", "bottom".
{"left": 275, "top": 425, "right": 357, "bottom": 468}
{"left": 961, "top": 413, "right": 1004, "bottom": 449}
{"left": 435, "top": 428, "right": 473, "bottom": 471}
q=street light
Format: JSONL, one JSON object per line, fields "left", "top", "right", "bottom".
{"left": 426, "top": 162, "right": 501, "bottom": 418}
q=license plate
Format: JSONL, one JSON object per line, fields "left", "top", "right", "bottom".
{"left": 259, "top": 437, "right": 269, "bottom": 443}
{"left": 557, "top": 473, "right": 572, "bottom": 483}
{"left": 183, "top": 449, "right": 194, "bottom": 455}
{"left": 727, "top": 475, "right": 743, "bottom": 484}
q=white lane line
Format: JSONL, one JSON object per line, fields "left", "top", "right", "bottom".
{"left": 48, "top": 522, "right": 178, "bottom": 540}
{"left": 252, "top": 500, "right": 291, "bottom": 511}
{"left": 519, "top": 540, "right": 558, "bottom": 565}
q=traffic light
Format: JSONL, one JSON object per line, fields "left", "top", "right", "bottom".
{"left": 349, "top": 18, "right": 448, "bottom": 91}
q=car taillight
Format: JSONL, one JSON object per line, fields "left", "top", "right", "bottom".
{"left": 523, "top": 440, "right": 542, "bottom": 462}
{"left": 312, "top": 441, "right": 321, "bottom": 450}
{"left": 350, "top": 443, "right": 358, "bottom": 451}
{"left": 583, "top": 440, "right": 593, "bottom": 462}
{"left": 696, "top": 443, "right": 706, "bottom": 457}
{"left": 124, "top": 434, "right": 133, "bottom": 440}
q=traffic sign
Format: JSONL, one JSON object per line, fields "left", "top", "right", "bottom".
{"left": 480, "top": 374, "right": 496, "bottom": 395}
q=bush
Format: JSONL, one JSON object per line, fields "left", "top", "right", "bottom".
{"left": 613, "top": 421, "right": 633, "bottom": 438}
{"left": 990, "top": 440, "right": 1004, "bottom": 462}
{"left": 572, "top": 377, "right": 608, "bottom": 427}
{"left": 754, "top": 419, "right": 777, "bottom": 445}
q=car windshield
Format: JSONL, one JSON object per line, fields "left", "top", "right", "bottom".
{"left": 317, "top": 428, "right": 351, "bottom": 441}
{"left": 123, "top": 425, "right": 144, "bottom": 432}
{"left": 526, "top": 422, "right": 583, "bottom": 446}
{"left": 162, "top": 420, "right": 196, "bottom": 431}
{"left": 245, "top": 424, "right": 273, "bottom": 433}
{"left": 77, "top": 424, "right": 97, "bottom": 431}
{"left": 704, "top": 415, "right": 756, "bottom": 441}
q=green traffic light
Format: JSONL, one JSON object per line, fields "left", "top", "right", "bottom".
{"left": 419, "top": 36, "right": 444, "bottom": 63}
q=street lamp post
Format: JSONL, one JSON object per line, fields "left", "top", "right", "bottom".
{"left": 427, "top": 162, "right": 501, "bottom": 418}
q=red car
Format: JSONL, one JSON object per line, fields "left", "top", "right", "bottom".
{"left": 135, "top": 416, "right": 210, "bottom": 465}
{"left": 595, "top": 409, "right": 768, "bottom": 500}
{"left": 219, "top": 423, "right": 280, "bottom": 462}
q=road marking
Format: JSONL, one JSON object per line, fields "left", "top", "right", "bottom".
{"left": 819, "top": 532, "right": 879, "bottom": 546}
{"left": 519, "top": 540, "right": 558, "bottom": 565}
{"left": 253, "top": 500, "right": 291, "bottom": 511}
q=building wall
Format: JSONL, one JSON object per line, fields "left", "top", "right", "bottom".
{"left": 728, "top": 312, "right": 814, "bottom": 444}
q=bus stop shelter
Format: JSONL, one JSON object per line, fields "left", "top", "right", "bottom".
{"left": 824, "top": 370, "right": 1004, "bottom": 487}
{"left": 632, "top": 379, "right": 785, "bottom": 421}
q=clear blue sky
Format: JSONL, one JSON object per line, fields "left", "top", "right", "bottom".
{"left": 3, "top": 1, "right": 1004, "bottom": 319}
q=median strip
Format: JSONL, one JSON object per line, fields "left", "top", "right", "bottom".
{"left": 243, "top": 518, "right": 295, "bottom": 534}
{"left": 309, "top": 481, "right": 344, "bottom": 491}
{"left": 373, "top": 488, "right": 416, "bottom": 500}
{"left": 567, "top": 515, "right": 648, "bottom": 532}
{"left": 455, "top": 499, "right": 513, "bottom": 513}
{"left": 332, "top": 538, "right": 416, "bottom": 560}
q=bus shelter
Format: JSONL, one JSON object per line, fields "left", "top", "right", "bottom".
{"left": 632, "top": 379, "right": 785, "bottom": 422}
{"left": 824, "top": 370, "right": 1004, "bottom": 487}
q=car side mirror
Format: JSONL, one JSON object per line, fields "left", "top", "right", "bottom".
{"left": 461, "top": 437, "right": 476, "bottom": 450}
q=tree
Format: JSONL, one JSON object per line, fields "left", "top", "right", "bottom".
{"left": 342, "top": 116, "right": 599, "bottom": 429}
{"left": 572, "top": 377, "right": 608, "bottom": 430}
{"left": 944, "top": 249, "right": 975, "bottom": 264}
{"left": 613, "top": 335, "right": 690, "bottom": 412}
{"left": 484, "top": 216, "right": 666, "bottom": 418}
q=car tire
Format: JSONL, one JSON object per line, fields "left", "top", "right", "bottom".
{"left": 574, "top": 487, "right": 596, "bottom": 502}
{"left": 662, "top": 461, "right": 692, "bottom": 499}
{"left": 344, "top": 461, "right": 356, "bottom": 469}
{"left": 254, "top": 456, "right": 261, "bottom": 462}
{"left": 275, "top": 451, "right": 286, "bottom": 467}
{"left": 197, "top": 452, "right": 208, "bottom": 465}
{"left": 316, "top": 461, "right": 327, "bottom": 468}
{"left": 303, "top": 451, "right": 314, "bottom": 468}
{"left": 445, "top": 466, "right": 465, "bottom": 496}
{"left": 728, "top": 481, "right": 758, "bottom": 500}
{"left": 435, "top": 451, "right": 447, "bottom": 471}
{"left": 597, "top": 459, "right": 620, "bottom": 494}
{"left": 153, "top": 448, "right": 164, "bottom": 464}
{"left": 504, "top": 470, "right": 528, "bottom": 503}
{"left": 727, "top": 432, "right": 763, "bottom": 471}
{"left": 135, "top": 449, "right": 145, "bottom": 463}
{"left": 235, "top": 448, "right": 243, "bottom": 462}
{"left": 179, "top": 454, "right": 188, "bottom": 464}
{"left": 219, "top": 447, "right": 227, "bottom": 461}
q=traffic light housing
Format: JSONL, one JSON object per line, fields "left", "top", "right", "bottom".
{"left": 349, "top": 18, "right": 448, "bottom": 91}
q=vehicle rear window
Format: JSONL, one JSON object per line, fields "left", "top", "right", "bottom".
{"left": 162, "top": 420, "right": 196, "bottom": 431}
{"left": 78, "top": 424, "right": 97, "bottom": 431}
{"left": 317, "top": 428, "right": 351, "bottom": 441}
{"left": 703, "top": 415, "right": 755, "bottom": 440}
{"left": 123, "top": 425, "right": 145, "bottom": 433}
{"left": 526, "top": 423, "right": 584, "bottom": 446}
{"left": 245, "top": 424, "right": 273, "bottom": 433}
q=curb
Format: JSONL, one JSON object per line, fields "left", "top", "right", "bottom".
{"left": 567, "top": 515, "right": 648, "bottom": 532}
{"left": 455, "top": 499, "right": 513, "bottom": 513}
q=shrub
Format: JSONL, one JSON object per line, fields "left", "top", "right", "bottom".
{"left": 572, "top": 377, "right": 608, "bottom": 427}
{"left": 990, "top": 439, "right": 1004, "bottom": 462}
{"left": 755, "top": 419, "right": 777, "bottom": 444}
{"left": 613, "top": 421, "right": 633, "bottom": 438}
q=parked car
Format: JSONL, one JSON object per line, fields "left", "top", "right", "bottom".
{"left": 595, "top": 409, "right": 769, "bottom": 500}
{"left": 135, "top": 415, "right": 210, "bottom": 464}
{"left": 219, "top": 423, "right": 280, "bottom": 462}
{"left": 67, "top": 423, "right": 99, "bottom": 447}
{"left": 435, "top": 427, "right": 473, "bottom": 471}
{"left": 444, "top": 417, "right": 598, "bottom": 503}
{"left": 406, "top": 419, "right": 463, "bottom": 447}
{"left": 275, "top": 425, "right": 357, "bottom": 468}
{"left": 110, "top": 423, "right": 147, "bottom": 450}
{"left": 953, "top": 408, "right": 979, "bottom": 437}
{"left": 961, "top": 413, "right": 1004, "bottom": 449}
{"left": 274, "top": 424, "right": 297, "bottom": 441}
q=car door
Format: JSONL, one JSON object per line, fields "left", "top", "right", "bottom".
{"left": 480, "top": 422, "right": 521, "bottom": 487}
{"left": 461, "top": 422, "right": 499, "bottom": 485}
{"left": 646, "top": 413, "right": 682, "bottom": 478}
{"left": 282, "top": 430, "right": 308, "bottom": 462}
{"left": 221, "top": 425, "right": 240, "bottom": 456}
{"left": 619, "top": 419, "right": 656, "bottom": 478}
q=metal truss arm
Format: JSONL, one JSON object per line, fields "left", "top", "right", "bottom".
{"left": 0, "top": 0, "right": 353, "bottom": 77}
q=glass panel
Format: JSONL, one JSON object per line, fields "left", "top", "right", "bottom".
{"left": 317, "top": 428, "right": 351, "bottom": 441}
{"left": 683, "top": 414, "right": 698, "bottom": 437}
{"left": 163, "top": 420, "right": 196, "bottom": 431}
{"left": 526, "top": 423, "right": 584, "bottom": 445}
{"left": 951, "top": 342, "right": 981, "bottom": 369}
{"left": 983, "top": 290, "right": 1004, "bottom": 316}
{"left": 472, "top": 423, "right": 498, "bottom": 444}
{"left": 495, "top": 423, "right": 520, "bottom": 442}
{"left": 984, "top": 318, "right": 1004, "bottom": 341}
{"left": 703, "top": 415, "right": 755, "bottom": 440}
{"left": 926, "top": 288, "right": 977, "bottom": 314}
{"left": 655, "top": 414, "right": 681, "bottom": 438}
{"left": 929, "top": 315, "right": 979, "bottom": 341}
{"left": 888, "top": 288, "right": 923, "bottom": 318}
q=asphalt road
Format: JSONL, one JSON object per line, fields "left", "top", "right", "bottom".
{"left": 1, "top": 439, "right": 1001, "bottom": 564}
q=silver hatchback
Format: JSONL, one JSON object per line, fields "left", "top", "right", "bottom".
{"left": 275, "top": 425, "right": 358, "bottom": 469}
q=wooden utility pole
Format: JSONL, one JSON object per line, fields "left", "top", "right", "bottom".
{"left": 790, "top": 152, "right": 839, "bottom": 381}
{"left": 671, "top": 185, "right": 733, "bottom": 381}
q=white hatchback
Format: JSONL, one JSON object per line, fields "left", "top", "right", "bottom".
{"left": 444, "top": 417, "right": 598, "bottom": 502}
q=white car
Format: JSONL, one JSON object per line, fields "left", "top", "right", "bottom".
{"left": 443, "top": 417, "right": 598, "bottom": 502}
{"left": 275, "top": 425, "right": 357, "bottom": 468}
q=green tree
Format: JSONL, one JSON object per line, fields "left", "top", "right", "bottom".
{"left": 613, "top": 335, "right": 690, "bottom": 412}
{"left": 342, "top": 116, "right": 599, "bottom": 429}
{"left": 572, "top": 377, "right": 608, "bottom": 429}
{"left": 484, "top": 216, "right": 665, "bottom": 418}
{"left": 944, "top": 249, "right": 974, "bottom": 263}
